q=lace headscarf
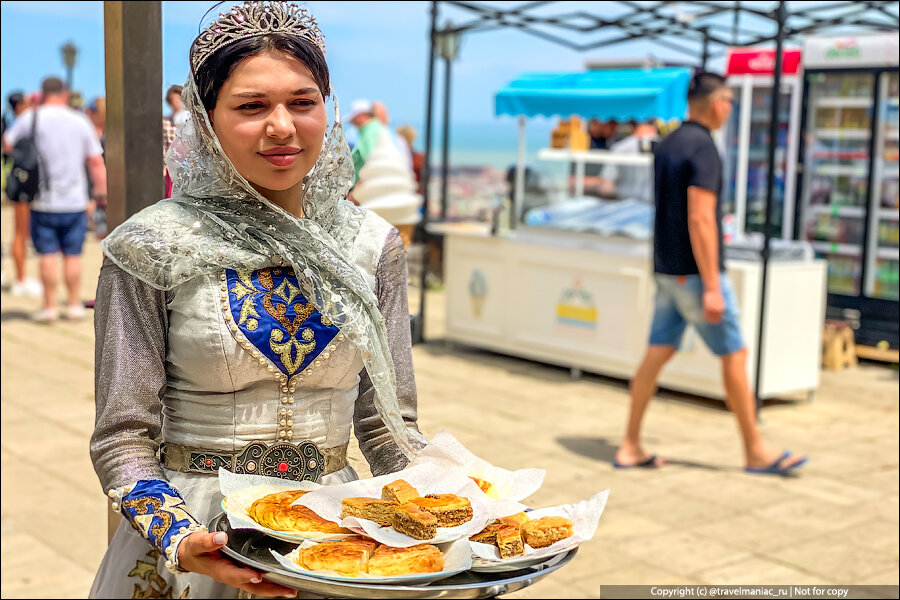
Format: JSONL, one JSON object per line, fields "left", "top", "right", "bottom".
{"left": 101, "top": 22, "right": 425, "bottom": 461}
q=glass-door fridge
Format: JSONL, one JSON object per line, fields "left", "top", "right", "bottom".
{"left": 797, "top": 34, "right": 900, "bottom": 348}
{"left": 722, "top": 49, "right": 803, "bottom": 240}
{"left": 866, "top": 71, "right": 899, "bottom": 303}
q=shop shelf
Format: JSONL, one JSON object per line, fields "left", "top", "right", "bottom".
{"left": 808, "top": 205, "right": 866, "bottom": 217}
{"left": 815, "top": 97, "right": 873, "bottom": 108}
{"left": 814, "top": 129, "right": 870, "bottom": 139}
{"left": 876, "top": 247, "right": 900, "bottom": 260}
{"left": 811, "top": 241, "right": 862, "bottom": 256}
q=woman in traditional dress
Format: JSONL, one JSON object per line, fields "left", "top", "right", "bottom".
{"left": 89, "top": 3, "right": 425, "bottom": 597}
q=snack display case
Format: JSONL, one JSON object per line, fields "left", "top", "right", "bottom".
{"left": 722, "top": 48, "right": 804, "bottom": 240}
{"left": 796, "top": 34, "right": 900, "bottom": 347}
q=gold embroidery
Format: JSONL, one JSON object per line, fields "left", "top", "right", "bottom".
{"left": 270, "top": 328, "right": 316, "bottom": 374}
{"left": 122, "top": 493, "right": 195, "bottom": 552}
{"left": 129, "top": 549, "right": 190, "bottom": 599}
{"left": 227, "top": 268, "right": 324, "bottom": 376}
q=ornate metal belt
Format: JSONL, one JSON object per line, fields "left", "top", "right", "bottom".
{"left": 159, "top": 440, "right": 348, "bottom": 482}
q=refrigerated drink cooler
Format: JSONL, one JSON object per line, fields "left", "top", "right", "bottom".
{"left": 723, "top": 48, "right": 804, "bottom": 240}
{"left": 797, "top": 34, "right": 900, "bottom": 348}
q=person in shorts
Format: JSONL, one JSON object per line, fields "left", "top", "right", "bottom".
{"left": 614, "top": 72, "right": 807, "bottom": 476}
{"left": 2, "top": 77, "right": 106, "bottom": 322}
{"left": 2, "top": 91, "right": 44, "bottom": 297}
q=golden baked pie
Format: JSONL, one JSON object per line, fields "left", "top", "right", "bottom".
{"left": 340, "top": 497, "right": 398, "bottom": 527}
{"left": 495, "top": 525, "right": 525, "bottom": 558}
{"left": 521, "top": 516, "right": 573, "bottom": 548}
{"left": 411, "top": 494, "right": 473, "bottom": 527}
{"left": 496, "top": 512, "right": 529, "bottom": 528}
{"left": 248, "top": 490, "right": 351, "bottom": 534}
{"left": 392, "top": 502, "right": 438, "bottom": 540}
{"left": 366, "top": 543, "right": 444, "bottom": 576}
{"left": 469, "top": 476, "right": 493, "bottom": 493}
{"left": 469, "top": 523, "right": 503, "bottom": 544}
{"left": 381, "top": 479, "right": 420, "bottom": 505}
{"left": 296, "top": 541, "right": 371, "bottom": 576}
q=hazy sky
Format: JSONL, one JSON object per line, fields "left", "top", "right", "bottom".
{"left": 0, "top": 0, "right": 725, "bottom": 130}
{"left": 3, "top": 1, "right": 889, "bottom": 166}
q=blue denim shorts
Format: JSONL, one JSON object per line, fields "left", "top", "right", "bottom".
{"left": 30, "top": 210, "right": 88, "bottom": 255}
{"left": 648, "top": 273, "right": 745, "bottom": 356}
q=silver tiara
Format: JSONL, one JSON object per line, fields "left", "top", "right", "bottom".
{"left": 191, "top": 1, "right": 326, "bottom": 72}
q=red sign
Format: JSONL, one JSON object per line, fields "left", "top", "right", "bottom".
{"left": 726, "top": 48, "right": 802, "bottom": 76}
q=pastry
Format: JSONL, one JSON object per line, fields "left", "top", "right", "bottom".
{"left": 392, "top": 502, "right": 438, "bottom": 540}
{"left": 469, "top": 523, "right": 503, "bottom": 544}
{"left": 381, "top": 480, "right": 420, "bottom": 504}
{"left": 521, "top": 516, "right": 573, "bottom": 548}
{"left": 411, "top": 494, "right": 473, "bottom": 527}
{"left": 297, "top": 541, "right": 371, "bottom": 576}
{"left": 340, "top": 497, "right": 398, "bottom": 527}
{"left": 335, "top": 535, "right": 380, "bottom": 556}
{"left": 248, "top": 491, "right": 350, "bottom": 534}
{"left": 277, "top": 505, "right": 352, "bottom": 534}
{"left": 496, "top": 512, "right": 529, "bottom": 528}
{"left": 367, "top": 543, "right": 444, "bottom": 576}
{"left": 468, "top": 476, "right": 496, "bottom": 497}
{"left": 495, "top": 525, "right": 525, "bottom": 558}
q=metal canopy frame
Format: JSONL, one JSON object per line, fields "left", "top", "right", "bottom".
{"left": 414, "top": 0, "right": 899, "bottom": 411}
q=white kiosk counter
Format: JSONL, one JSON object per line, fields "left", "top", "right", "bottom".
{"left": 443, "top": 227, "right": 827, "bottom": 401}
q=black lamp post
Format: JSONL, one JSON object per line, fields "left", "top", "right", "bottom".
{"left": 61, "top": 42, "right": 78, "bottom": 91}
{"left": 435, "top": 24, "right": 460, "bottom": 220}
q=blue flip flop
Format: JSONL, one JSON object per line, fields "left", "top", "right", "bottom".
{"left": 613, "top": 455, "right": 661, "bottom": 469}
{"left": 745, "top": 451, "right": 808, "bottom": 476}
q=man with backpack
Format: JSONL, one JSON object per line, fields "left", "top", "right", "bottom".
{"left": 2, "top": 77, "right": 106, "bottom": 322}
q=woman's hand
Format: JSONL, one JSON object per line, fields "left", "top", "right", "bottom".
{"left": 177, "top": 531, "right": 297, "bottom": 598}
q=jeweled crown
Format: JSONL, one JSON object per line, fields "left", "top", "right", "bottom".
{"left": 191, "top": 1, "right": 326, "bottom": 72}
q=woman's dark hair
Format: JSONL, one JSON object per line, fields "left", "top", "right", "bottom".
{"left": 193, "top": 33, "right": 330, "bottom": 111}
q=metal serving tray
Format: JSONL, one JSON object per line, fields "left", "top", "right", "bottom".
{"left": 210, "top": 512, "right": 578, "bottom": 599}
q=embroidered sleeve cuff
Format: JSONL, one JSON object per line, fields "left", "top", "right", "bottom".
{"left": 110, "top": 479, "right": 206, "bottom": 573}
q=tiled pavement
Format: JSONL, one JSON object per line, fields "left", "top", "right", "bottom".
{"left": 1, "top": 203, "right": 897, "bottom": 598}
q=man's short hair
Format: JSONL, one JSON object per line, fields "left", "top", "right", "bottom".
{"left": 688, "top": 71, "right": 727, "bottom": 104}
{"left": 41, "top": 77, "right": 66, "bottom": 96}
{"left": 7, "top": 92, "right": 25, "bottom": 111}
{"left": 166, "top": 85, "right": 183, "bottom": 100}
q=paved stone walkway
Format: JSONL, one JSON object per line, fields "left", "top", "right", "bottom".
{"left": 1, "top": 203, "right": 897, "bottom": 598}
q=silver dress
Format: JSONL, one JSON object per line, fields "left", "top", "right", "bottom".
{"left": 89, "top": 212, "right": 419, "bottom": 599}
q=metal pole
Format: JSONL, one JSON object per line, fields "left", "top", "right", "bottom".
{"left": 700, "top": 27, "right": 710, "bottom": 70}
{"left": 440, "top": 51, "right": 452, "bottom": 220}
{"left": 514, "top": 116, "right": 526, "bottom": 228}
{"left": 413, "top": 0, "right": 438, "bottom": 346}
{"left": 754, "top": 0, "right": 786, "bottom": 413}
{"left": 732, "top": 2, "right": 741, "bottom": 46}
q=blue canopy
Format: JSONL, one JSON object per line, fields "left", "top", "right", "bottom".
{"left": 495, "top": 67, "right": 691, "bottom": 121}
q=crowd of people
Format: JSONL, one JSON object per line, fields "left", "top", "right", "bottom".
{"left": 345, "top": 97, "right": 424, "bottom": 193}
{"left": 1, "top": 77, "right": 106, "bottom": 322}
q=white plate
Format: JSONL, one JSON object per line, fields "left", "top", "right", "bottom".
{"left": 221, "top": 498, "right": 354, "bottom": 543}
{"left": 469, "top": 544, "right": 575, "bottom": 573}
{"left": 270, "top": 538, "right": 473, "bottom": 585}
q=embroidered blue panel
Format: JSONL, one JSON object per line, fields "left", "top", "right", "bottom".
{"left": 226, "top": 267, "right": 340, "bottom": 379}
{"left": 120, "top": 480, "right": 201, "bottom": 552}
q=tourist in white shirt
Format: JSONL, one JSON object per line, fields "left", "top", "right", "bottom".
{"left": 2, "top": 77, "right": 107, "bottom": 322}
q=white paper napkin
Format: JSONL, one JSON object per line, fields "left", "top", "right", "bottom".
{"left": 469, "top": 490, "right": 609, "bottom": 563}
{"left": 410, "top": 430, "right": 546, "bottom": 501}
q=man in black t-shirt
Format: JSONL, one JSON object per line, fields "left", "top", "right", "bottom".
{"left": 614, "top": 72, "right": 807, "bottom": 476}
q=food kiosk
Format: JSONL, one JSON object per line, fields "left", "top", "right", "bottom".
{"left": 443, "top": 68, "right": 827, "bottom": 401}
